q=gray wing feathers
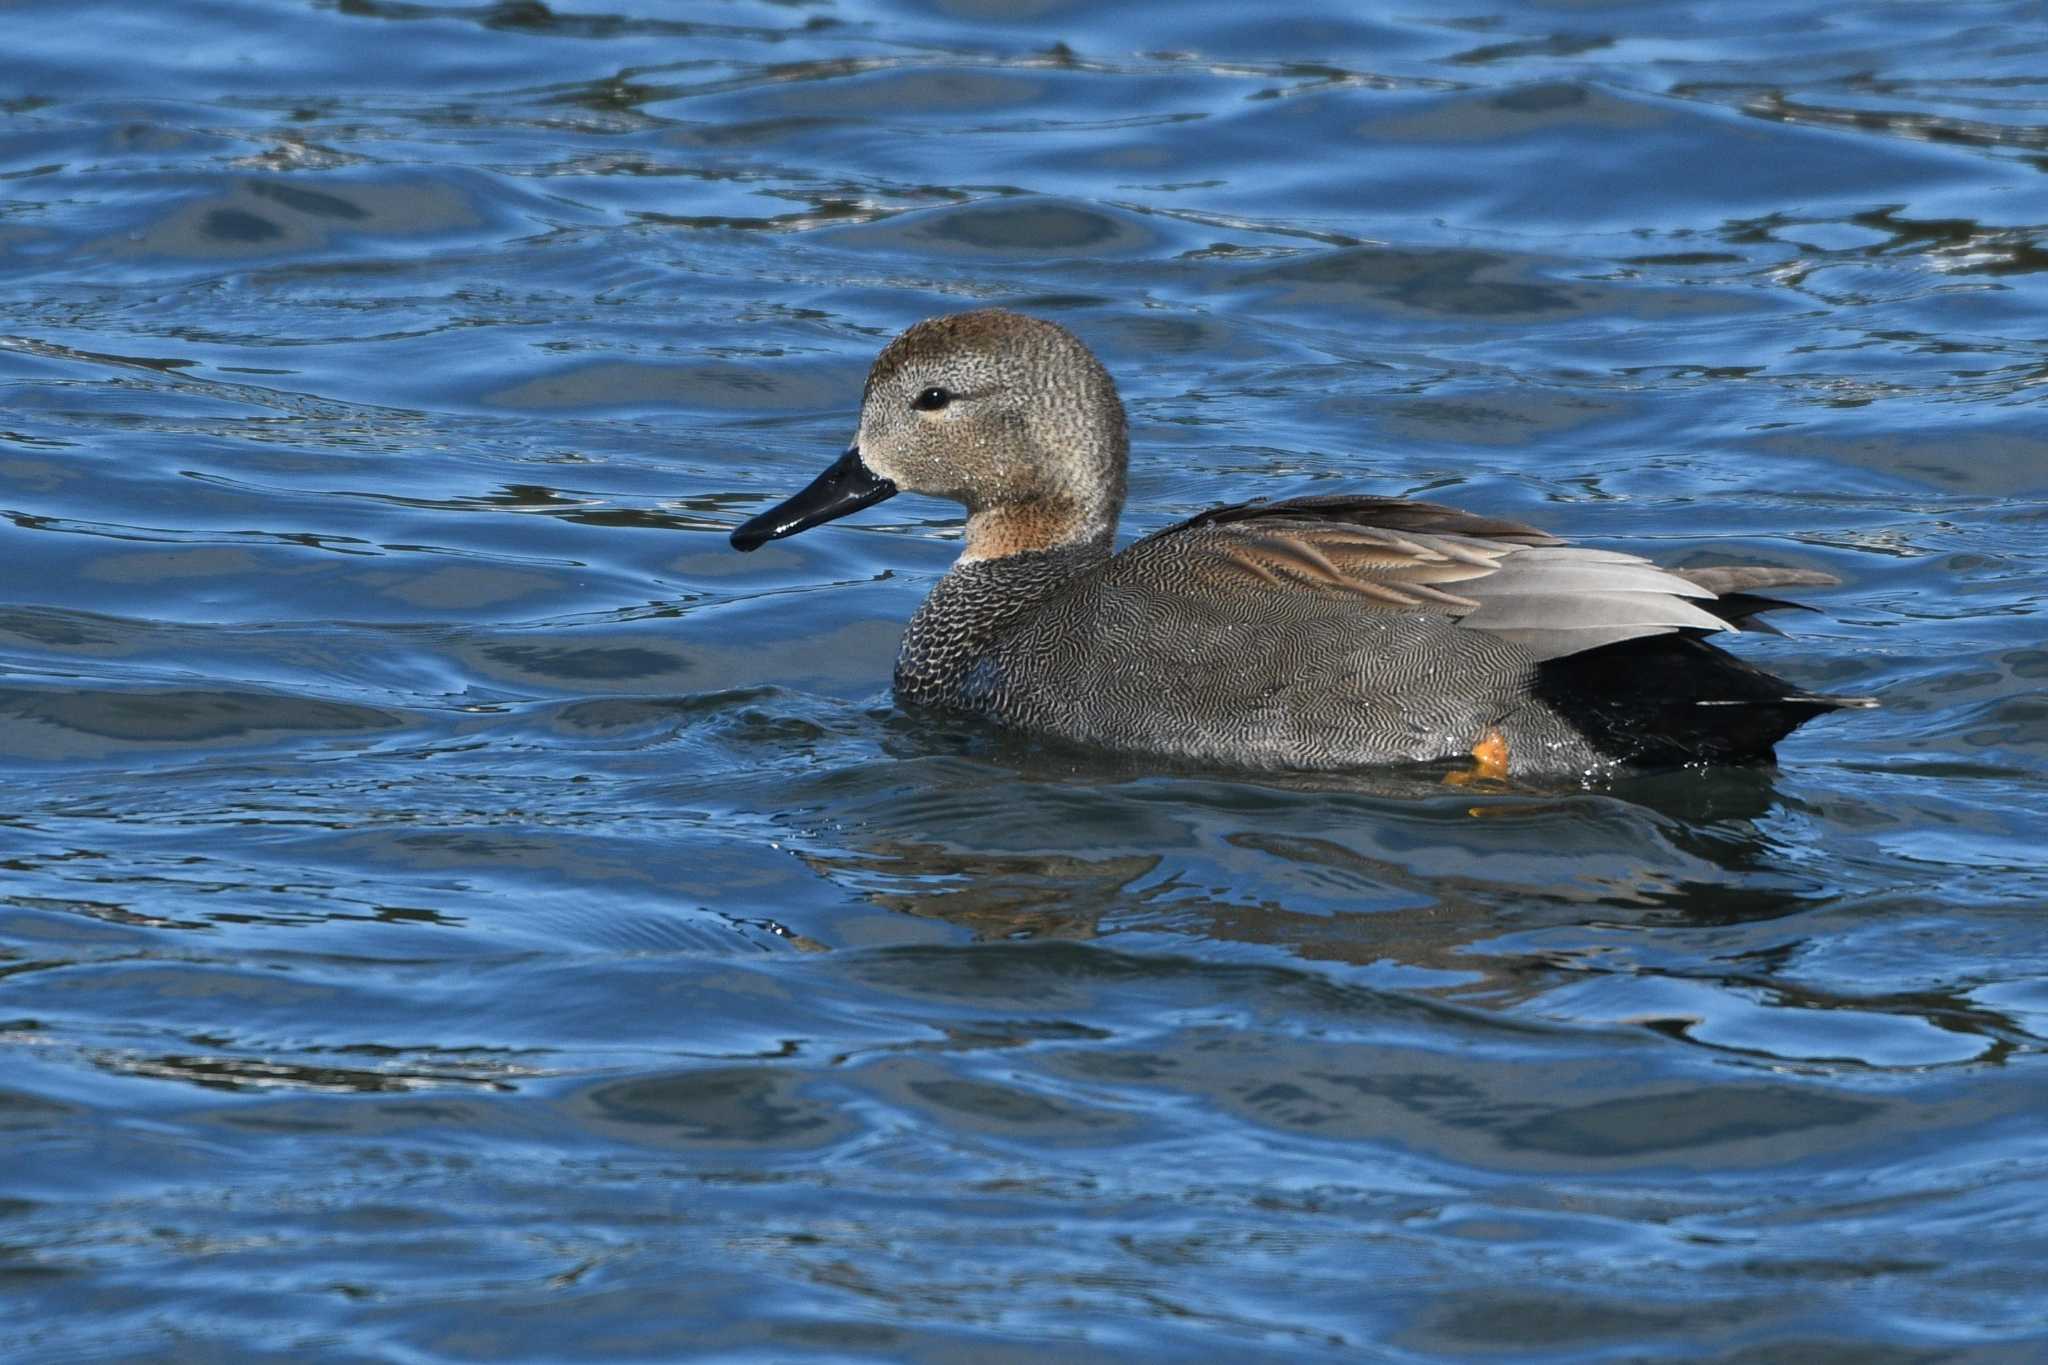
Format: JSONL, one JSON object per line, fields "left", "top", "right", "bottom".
{"left": 1483, "top": 623, "right": 1682, "bottom": 657}
{"left": 1498, "top": 546, "right": 1661, "bottom": 567}
{"left": 1673, "top": 565, "right": 1842, "bottom": 595}
{"left": 1467, "top": 560, "right": 1715, "bottom": 599}
{"left": 1452, "top": 545, "right": 1729, "bottom": 662}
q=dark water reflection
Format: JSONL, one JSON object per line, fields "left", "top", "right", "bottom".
{"left": 5, "top": 0, "right": 2048, "bottom": 1358}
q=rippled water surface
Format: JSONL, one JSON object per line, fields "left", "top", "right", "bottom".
{"left": 6, "top": 2, "right": 2048, "bottom": 1358}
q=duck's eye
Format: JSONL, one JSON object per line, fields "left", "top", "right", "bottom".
{"left": 911, "top": 386, "right": 953, "bottom": 413}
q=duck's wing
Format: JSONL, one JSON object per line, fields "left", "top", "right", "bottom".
{"left": 1165, "top": 493, "right": 1567, "bottom": 546}
{"left": 1136, "top": 495, "right": 1839, "bottom": 663}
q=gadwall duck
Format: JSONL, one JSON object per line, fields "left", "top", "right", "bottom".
{"left": 731, "top": 310, "right": 1872, "bottom": 775}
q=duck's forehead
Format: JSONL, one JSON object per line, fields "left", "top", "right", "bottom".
{"left": 864, "top": 310, "right": 1044, "bottom": 398}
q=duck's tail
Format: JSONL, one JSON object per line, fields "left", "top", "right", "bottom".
{"left": 1537, "top": 631, "right": 1876, "bottom": 767}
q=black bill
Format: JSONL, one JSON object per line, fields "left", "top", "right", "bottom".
{"left": 729, "top": 446, "right": 898, "bottom": 552}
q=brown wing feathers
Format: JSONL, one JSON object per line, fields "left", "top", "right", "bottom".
{"left": 1198, "top": 524, "right": 1494, "bottom": 607}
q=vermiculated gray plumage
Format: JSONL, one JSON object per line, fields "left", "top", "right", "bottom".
{"left": 731, "top": 309, "right": 1875, "bottom": 775}
{"left": 889, "top": 494, "right": 1867, "bottom": 773}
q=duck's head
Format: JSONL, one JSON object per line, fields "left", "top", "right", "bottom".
{"left": 730, "top": 309, "right": 1128, "bottom": 560}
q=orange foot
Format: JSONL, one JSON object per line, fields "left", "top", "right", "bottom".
{"left": 1446, "top": 727, "right": 1512, "bottom": 787}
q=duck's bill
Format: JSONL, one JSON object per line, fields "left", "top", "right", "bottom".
{"left": 729, "top": 446, "right": 899, "bottom": 551}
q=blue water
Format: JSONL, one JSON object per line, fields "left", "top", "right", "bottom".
{"left": 5, "top": 2, "right": 2047, "bottom": 1359}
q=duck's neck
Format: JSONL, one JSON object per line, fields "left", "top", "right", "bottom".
{"left": 959, "top": 494, "right": 1118, "bottom": 565}
{"left": 894, "top": 540, "right": 1110, "bottom": 708}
